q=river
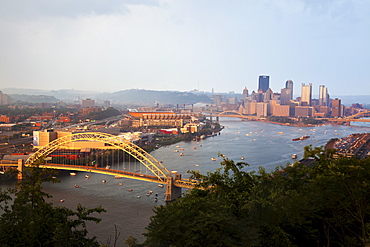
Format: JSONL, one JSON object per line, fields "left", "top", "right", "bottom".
{"left": 2, "top": 119, "right": 370, "bottom": 245}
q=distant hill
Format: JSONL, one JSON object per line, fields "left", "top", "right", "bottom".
{"left": 1, "top": 88, "right": 213, "bottom": 105}
{"left": 9, "top": 94, "right": 59, "bottom": 103}
{"left": 106, "top": 89, "right": 212, "bottom": 105}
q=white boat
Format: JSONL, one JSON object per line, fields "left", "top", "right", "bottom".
{"left": 292, "top": 154, "right": 298, "bottom": 159}
{"left": 158, "top": 184, "right": 164, "bottom": 188}
{"left": 211, "top": 158, "right": 216, "bottom": 161}
{"left": 241, "top": 156, "right": 245, "bottom": 160}
{"left": 70, "top": 172, "right": 76, "bottom": 176}
{"left": 102, "top": 180, "right": 106, "bottom": 183}
{"left": 85, "top": 175, "right": 89, "bottom": 179}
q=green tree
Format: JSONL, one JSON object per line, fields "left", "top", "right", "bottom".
{"left": 144, "top": 157, "right": 259, "bottom": 247}
{"left": 0, "top": 162, "right": 106, "bottom": 246}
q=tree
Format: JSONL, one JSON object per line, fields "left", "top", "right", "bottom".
{"left": 0, "top": 162, "right": 106, "bottom": 246}
{"left": 144, "top": 157, "right": 259, "bottom": 247}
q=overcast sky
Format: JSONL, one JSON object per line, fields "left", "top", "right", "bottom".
{"left": 0, "top": 0, "right": 369, "bottom": 96}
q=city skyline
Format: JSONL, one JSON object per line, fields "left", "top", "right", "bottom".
{"left": 1, "top": 0, "right": 369, "bottom": 96}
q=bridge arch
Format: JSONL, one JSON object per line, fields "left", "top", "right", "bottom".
{"left": 26, "top": 132, "right": 171, "bottom": 182}
{"left": 347, "top": 111, "right": 370, "bottom": 119}
{"left": 218, "top": 111, "right": 244, "bottom": 117}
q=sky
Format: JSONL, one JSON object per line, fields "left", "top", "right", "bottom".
{"left": 0, "top": 0, "right": 369, "bottom": 97}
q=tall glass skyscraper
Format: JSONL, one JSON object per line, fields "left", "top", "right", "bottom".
{"left": 319, "top": 85, "right": 329, "bottom": 106}
{"left": 258, "top": 75, "right": 269, "bottom": 93}
{"left": 285, "top": 79, "right": 293, "bottom": 100}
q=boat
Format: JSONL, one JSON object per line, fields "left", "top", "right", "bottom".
{"left": 154, "top": 198, "right": 158, "bottom": 202}
{"left": 195, "top": 164, "right": 199, "bottom": 167}
{"left": 194, "top": 147, "right": 197, "bottom": 149}
{"left": 85, "top": 175, "right": 89, "bottom": 179}
{"left": 179, "top": 153, "right": 184, "bottom": 156}
{"left": 292, "top": 136, "right": 310, "bottom": 141}
{"left": 70, "top": 172, "right": 76, "bottom": 176}
{"left": 74, "top": 184, "right": 79, "bottom": 188}
{"left": 60, "top": 199, "right": 65, "bottom": 203}
{"left": 158, "top": 184, "right": 164, "bottom": 188}
{"left": 211, "top": 158, "right": 216, "bottom": 161}
{"left": 278, "top": 132, "right": 284, "bottom": 134}
{"left": 137, "top": 195, "right": 141, "bottom": 198}
{"left": 128, "top": 189, "right": 133, "bottom": 192}
{"left": 180, "top": 148, "right": 184, "bottom": 150}
{"left": 241, "top": 156, "right": 245, "bottom": 160}
{"left": 102, "top": 180, "right": 106, "bottom": 183}
{"left": 174, "top": 149, "right": 179, "bottom": 152}
{"left": 114, "top": 176, "right": 123, "bottom": 179}
{"left": 119, "top": 183, "right": 123, "bottom": 185}
{"left": 292, "top": 154, "right": 298, "bottom": 159}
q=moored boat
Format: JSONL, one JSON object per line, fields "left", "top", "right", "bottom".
{"left": 70, "top": 172, "right": 76, "bottom": 176}
{"left": 292, "top": 154, "right": 298, "bottom": 159}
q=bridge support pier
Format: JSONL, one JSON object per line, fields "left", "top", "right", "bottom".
{"left": 165, "top": 175, "right": 182, "bottom": 203}
{"left": 17, "top": 159, "right": 24, "bottom": 180}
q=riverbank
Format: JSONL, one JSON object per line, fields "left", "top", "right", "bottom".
{"left": 257, "top": 119, "right": 330, "bottom": 128}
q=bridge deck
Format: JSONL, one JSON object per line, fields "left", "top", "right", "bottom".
{"left": 1, "top": 162, "right": 199, "bottom": 189}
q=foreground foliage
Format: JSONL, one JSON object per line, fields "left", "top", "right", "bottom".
{"left": 0, "top": 164, "right": 106, "bottom": 246}
{"left": 144, "top": 146, "right": 370, "bottom": 246}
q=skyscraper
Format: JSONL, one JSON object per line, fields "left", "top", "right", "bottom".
{"left": 258, "top": 75, "right": 269, "bottom": 93}
{"left": 242, "top": 87, "right": 249, "bottom": 102}
{"left": 301, "top": 83, "right": 312, "bottom": 106}
{"left": 285, "top": 80, "right": 293, "bottom": 100}
{"left": 280, "top": 88, "right": 292, "bottom": 105}
{"left": 331, "top": 98, "right": 342, "bottom": 117}
{"left": 319, "top": 85, "right": 329, "bottom": 106}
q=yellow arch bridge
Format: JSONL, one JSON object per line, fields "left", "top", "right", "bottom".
{"left": 18, "top": 132, "right": 200, "bottom": 202}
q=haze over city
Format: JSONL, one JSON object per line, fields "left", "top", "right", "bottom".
{"left": 1, "top": 0, "right": 369, "bottom": 96}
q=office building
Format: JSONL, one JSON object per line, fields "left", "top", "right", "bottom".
{"left": 258, "top": 75, "right": 269, "bottom": 93}
{"left": 0, "top": 91, "right": 9, "bottom": 105}
{"left": 280, "top": 88, "right": 292, "bottom": 105}
{"left": 272, "top": 105, "right": 290, "bottom": 117}
{"left": 319, "top": 85, "right": 329, "bottom": 106}
{"left": 285, "top": 80, "right": 293, "bottom": 99}
{"left": 295, "top": 106, "right": 312, "bottom": 117}
{"left": 264, "top": 88, "right": 273, "bottom": 102}
{"left": 331, "top": 98, "right": 342, "bottom": 117}
{"left": 81, "top": 98, "right": 95, "bottom": 109}
{"left": 242, "top": 87, "right": 249, "bottom": 102}
{"left": 213, "top": 94, "right": 223, "bottom": 106}
{"left": 301, "top": 83, "right": 312, "bottom": 106}
{"left": 256, "top": 102, "right": 268, "bottom": 117}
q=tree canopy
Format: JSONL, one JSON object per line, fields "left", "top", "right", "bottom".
{"left": 0, "top": 163, "right": 106, "bottom": 246}
{"left": 144, "top": 147, "right": 370, "bottom": 246}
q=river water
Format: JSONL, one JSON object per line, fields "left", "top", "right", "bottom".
{"left": 2, "top": 119, "right": 370, "bottom": 245}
